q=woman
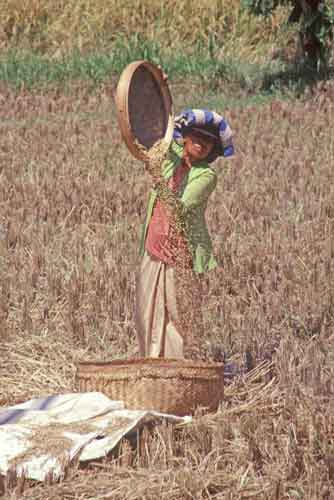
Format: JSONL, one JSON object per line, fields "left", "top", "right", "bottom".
{"left": 136, "top": 109, "right": 234, "bottom": 359}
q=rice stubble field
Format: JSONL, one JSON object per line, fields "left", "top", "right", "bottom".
{"left": 0, "top": 80, "right": 333, "bottom": 498}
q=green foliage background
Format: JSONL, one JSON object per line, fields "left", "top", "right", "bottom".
{"left": 242, "top": 0, "right": 334, "bottom": 68}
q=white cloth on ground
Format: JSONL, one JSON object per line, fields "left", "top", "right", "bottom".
{"left": 0, "top": 392, "right": 191, "bottom": 482}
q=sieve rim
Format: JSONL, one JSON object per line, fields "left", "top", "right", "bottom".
{"left": 115, "top": 60, "right": 174, "bottom": 161}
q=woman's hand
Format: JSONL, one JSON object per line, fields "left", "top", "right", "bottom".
{"left": 157, "top": 65, "right": 168, "bottom": 82}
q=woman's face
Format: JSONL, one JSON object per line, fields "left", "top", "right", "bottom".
{"left": 183, "top": 131, "right": 215, "bottom": 163}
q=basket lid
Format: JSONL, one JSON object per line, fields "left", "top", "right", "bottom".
{"left": 115, "top": 61, "right": 174, "bottom": 161}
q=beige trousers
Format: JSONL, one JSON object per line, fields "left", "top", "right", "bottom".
{"left": 135, "top": 252, "right": 204, "bottom": 358}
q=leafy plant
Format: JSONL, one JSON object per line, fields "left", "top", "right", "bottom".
{"left": 242, "top": 0, "right": 334, "bottom": 69}
{"left": 241, "top": 0, "right": 290, "bottom": 16}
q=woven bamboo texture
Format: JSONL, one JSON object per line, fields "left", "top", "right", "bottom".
{"left": 115, "top": 60, "right": 174, "bottom": 161}
{"left": 76, "top": 358, "right": 224, "bottom": 416}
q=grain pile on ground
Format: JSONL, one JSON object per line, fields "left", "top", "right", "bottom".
{"left": 0, "top": 81, "right": 334, "bottom": 498}
{"left": 8, "top": 421, "right": 97, "bottom": 471}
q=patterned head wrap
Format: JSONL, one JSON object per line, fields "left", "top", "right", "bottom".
{"left": 173, "top": 108, "right": 234, "bottom": 163}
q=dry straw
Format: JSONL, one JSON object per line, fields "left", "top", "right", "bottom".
{"left": 1, "top": 82, "right": 334, "bottom": 497}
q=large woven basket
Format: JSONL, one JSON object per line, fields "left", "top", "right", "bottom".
{"left": 76, "top": 358, "right": 224, "bottom": 416}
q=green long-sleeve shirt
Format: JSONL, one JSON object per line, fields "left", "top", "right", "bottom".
{"left": 139, "top": 141, "right": 218, "bottom": 274}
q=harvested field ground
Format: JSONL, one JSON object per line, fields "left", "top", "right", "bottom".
{"left": 0, "top": 80, "right": 334, "bottom": 499}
